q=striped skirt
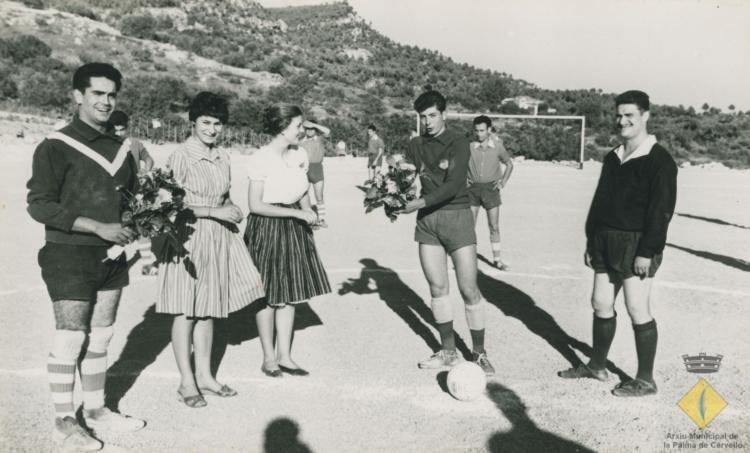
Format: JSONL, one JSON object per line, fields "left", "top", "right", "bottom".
{"left": 156, "top": 217, "right": 265, "bottom": 318}
{"left": 244, "top": 210, "right": 330, "bottom": 307}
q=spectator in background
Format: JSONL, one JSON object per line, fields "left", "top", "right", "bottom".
{"left": 366, "top": 124, "right": 385, "bottom": 181}
{"left": 109, "top": 110, "right": 154, "bottom": 175}
{"left": 301, "top": 120, "right": 331, "bottom": 228}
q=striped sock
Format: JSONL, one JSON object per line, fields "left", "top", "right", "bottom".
{"left": 80, "top": 326, "right": 113, "bottom": 410}
{"left": 317, "top": 203, "right": 326, "bottom": 220}
{"left": 49, "top": 330, "right": 86, "bottom": 418}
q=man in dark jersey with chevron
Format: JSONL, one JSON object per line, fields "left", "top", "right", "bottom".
{"left": 558, "top": 90, "right": 677, "bottom": 397}
{"left": 27, "top": 63, "right": 145, "bottom": 451}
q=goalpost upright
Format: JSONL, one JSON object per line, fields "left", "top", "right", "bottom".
{"left": 415, "top": 112, "right": 587, "bottom": 169}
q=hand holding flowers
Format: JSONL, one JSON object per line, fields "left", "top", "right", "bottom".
{"left": 363, "top": 154, "right": 419, "bottom": 222}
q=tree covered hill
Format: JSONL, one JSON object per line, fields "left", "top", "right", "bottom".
{"left": 1, "top": 0, "right": 748, "bottom": 166}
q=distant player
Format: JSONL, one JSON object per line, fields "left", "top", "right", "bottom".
{"left": 301, "top": 120, "right": 331, "bottom": 227}
{"left": 109, "top": 110, "right": 154, "bottom": 174}
{"left": 558, "top": 90, "right": 677, "bottom": 397}
{"left": 467, "top": 115, "right": 514, "bottom": 270}
{"left": 400, "top": 90, "right": 495, "bottom": 376}
{"left": 366, "top": 124, "right": 385, "bottom": 181}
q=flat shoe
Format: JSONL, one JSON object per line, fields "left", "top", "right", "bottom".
{"left": 557, "top": 363, "right": 608, "bottom": 382}
{"left": 278, "top": 365, "right": 310, "bottom": 376}
{"left": 199, "top": 384, "right": 238, "bottom": 397}
{"left": 177, "top": 390, "right": 207, "bottom": 408}
{"left": 612, "top": 378, "right": 657, "bottom": 397}
{"left": 261, "top": 364, "right": 283, "bottom": 378}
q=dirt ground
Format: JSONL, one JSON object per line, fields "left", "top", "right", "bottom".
{"left": 0, "top": 130, "right": 748, "bottom": 453}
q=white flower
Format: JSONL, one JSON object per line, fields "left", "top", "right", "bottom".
{"left": 135, "top": 193, "right": 144, "bottom": 201}
{"left": 398, "top": 161, "right": 416, "bottom": 171}
{"left": 156, "top": 188, "right": 173, "bottom": 205}
{"left": 390, "top": 153, "right": 404, "bottom": 163}
{"left": 438, "top": 159, "right": 449, "bottom": 170}
{"left": 386, "top": 180, "right": 399, "bottom": 194}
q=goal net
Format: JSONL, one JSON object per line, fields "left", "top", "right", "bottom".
{"left": 415, "top": 112, "right": 586, "bottom": 169}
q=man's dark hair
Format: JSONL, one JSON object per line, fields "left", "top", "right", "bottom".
{"left": 109, "top": 110, "right": 129, "bottom": 127}
{"left": 473, "top": 115, "right": 492, "bottom": 128}
{"left": 72, "top": 62, "right": 122, "bottom": 93}
{"left": 615, "top": 90, "right": 650, "bottom": 112}
{"left": 188, "top": 91, "right": 229, "bottom": 123}
{"left": 414, "top": 90, "right": 446, "bottom": 113}
{"left": 367, "top": 124, "right": 377, "bottom": 132}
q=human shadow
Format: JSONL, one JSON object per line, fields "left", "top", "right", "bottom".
{"left": 667, "top": 243, "right": 750, "bottom": 272}
{"left": 105, "top": 300, "right": 323, "bottom": 410}
{"left": 486, "top": 382, "right": 596, "bottom": 453}
{"left": 211, "top": 299, "right": 324, "bottom": 376}
{"left": 264, "top": 417, "right": 314, "bottom": 453}
{"left": 339, "top": 258, "right": 472, "bottom": 360}
{"left": 476, "top": 266, "right": 630, "bottom": 382}
{"left": 676, "top": 212, "right": 750, "bottom": 230}
{"left": 105, "top": 304, "right": 173, "bottom": 411}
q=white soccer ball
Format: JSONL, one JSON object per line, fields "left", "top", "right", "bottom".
{"left": 446, "top": 362, "right": 487, "bottom": 401}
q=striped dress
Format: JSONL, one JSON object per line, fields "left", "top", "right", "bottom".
{"left": 156, "top": 137, "right": 265, "bottom": 317}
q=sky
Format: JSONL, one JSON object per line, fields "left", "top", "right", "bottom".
{"left": 259, "top": 0, "right": 750, "bottom": 111}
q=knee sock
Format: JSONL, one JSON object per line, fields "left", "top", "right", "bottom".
{"left": 633, "top": 319, "right": 658, "bottom": 383}
{"left": 465, "top": 299, "right": 486, "bottom": 354}
{"left": 491, "top": 242, "right": 501, "bottom": 261}
{"left": 589, "top": 314, "right": 617, "bottom": 370}
{"left": 80, "top": 326, "right": 113, "bottom": 410}
{"left": 49, "top": 330, "right": 86, "bottom": 419}
{"left": 317, "top": 203, "right": 326, "bottom": 220}
{"left": 431, "top": 296, "right": 455, "bottom": 351}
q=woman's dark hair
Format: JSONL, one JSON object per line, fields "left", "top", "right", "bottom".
{"left": 73, "top": 62, "right": 122, "bottom": 93}
{"left": 188, "top": 91, "right": 229, "bottom": 123}
{"left": 263, "top": 104, "right": 303, "bottom": 136}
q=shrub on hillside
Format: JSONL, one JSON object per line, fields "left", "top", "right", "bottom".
{"left": 121, "top": 14, "right": 158, "bottom": 40}
{"left": 18, "top": 71, "right": 70, "bottom": 109}
{"left": 21, "top": 0, "right": 44, "bottom": 9}
{"left": 56, "top": 0, "right": 98, "bottom": 20}
{"left": 118, "top": 75, "right": 190, "bottom": 118}
{"left": 0, "top": 35, "right": 52, "bottom": 64}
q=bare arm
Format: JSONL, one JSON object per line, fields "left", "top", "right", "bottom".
{"left": 247, "top": 180, "right": 315, "bottom": 224}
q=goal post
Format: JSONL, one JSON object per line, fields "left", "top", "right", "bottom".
{"left": 415, "top": 112, "right": 586, "bottom": 169}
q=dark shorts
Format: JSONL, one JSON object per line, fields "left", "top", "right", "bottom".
{"left": 38, "top": 242, "right": 129, "bottom": 302}
{"left": 467, "top": 182, "right": 501, "bottom": 209}
{"left": 415, "top": 208, "right": 476, "bottom": 253}
{"left": 308, "top": 162, "right": 324, "bottom": 183}
{"left": 588, "top": 229, "right": 663, "bottom": 279}
{"left": 368, "top": 154, "right": 383, "bottom": 168}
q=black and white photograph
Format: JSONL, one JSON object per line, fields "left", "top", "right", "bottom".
{"left": 0, "top": 0, "right": 748, "bottom": 451}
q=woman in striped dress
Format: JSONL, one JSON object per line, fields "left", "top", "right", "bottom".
{"left": 157, "top": 92, "right": 265, "bottom": 407}
{"left": 245, "top": 104, "right": 331, "bottom": 377}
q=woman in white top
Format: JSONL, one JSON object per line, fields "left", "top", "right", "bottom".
{"left": 244, "top": 104, "right": 331, "bottom": 377}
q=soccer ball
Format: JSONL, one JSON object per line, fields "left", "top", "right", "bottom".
{"left": 446, "top": 362, "right": 487, "bottom": 401}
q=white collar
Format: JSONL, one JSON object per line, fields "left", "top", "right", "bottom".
{"left": 614, "top": 135, "right": 657, "bottom": 163}
{"left": 472, "top": 138, "right": 495, "bottom": 149}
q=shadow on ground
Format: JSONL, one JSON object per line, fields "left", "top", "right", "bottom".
{"left": 667, "top": 243, "right": 750, "bottom": 272}
{"left": 476, "top": 259, "right": 630, "bottom": 382}
{"left": 105, "top": 300, "right": 322, "bottom": 410}
{"left": 486, "top": 382, "right": 596, "bottom": 453}
{"left": 676, "top": 212, "right": 750, "bottom": 230}
{"left": 340, "top": 258, "right": 472, "bottom": 359}
{"left": 264, "top": 417, "right": 314, "bottom": 453}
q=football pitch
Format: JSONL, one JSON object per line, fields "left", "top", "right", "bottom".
{"left": 1, "top": 139, "right": 748, "bottom": 452}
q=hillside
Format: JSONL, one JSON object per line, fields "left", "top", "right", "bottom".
{"left": 1, "top": 0, "right": 748, "bottom": 166}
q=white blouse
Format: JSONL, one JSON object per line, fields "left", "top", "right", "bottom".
{"left": 247, "top": 145, "right": 310, "bottom": 204}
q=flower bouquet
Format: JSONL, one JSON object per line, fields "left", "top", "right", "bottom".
{"left": 363, "top": 154, "right": 418, "bottom": 222}
{"left": 105, "top": 168, "right": 186, "bottom": 261}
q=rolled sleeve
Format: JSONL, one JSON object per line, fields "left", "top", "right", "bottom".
{"left": 26, "top": 140, "right": 79, "bottom": 231}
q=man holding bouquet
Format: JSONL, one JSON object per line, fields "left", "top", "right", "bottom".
{"left": 27, "top": 63, "right": 145, "bottom": 451}
{"left": 400, "top": 90, "right": 495, "bottom": 376}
